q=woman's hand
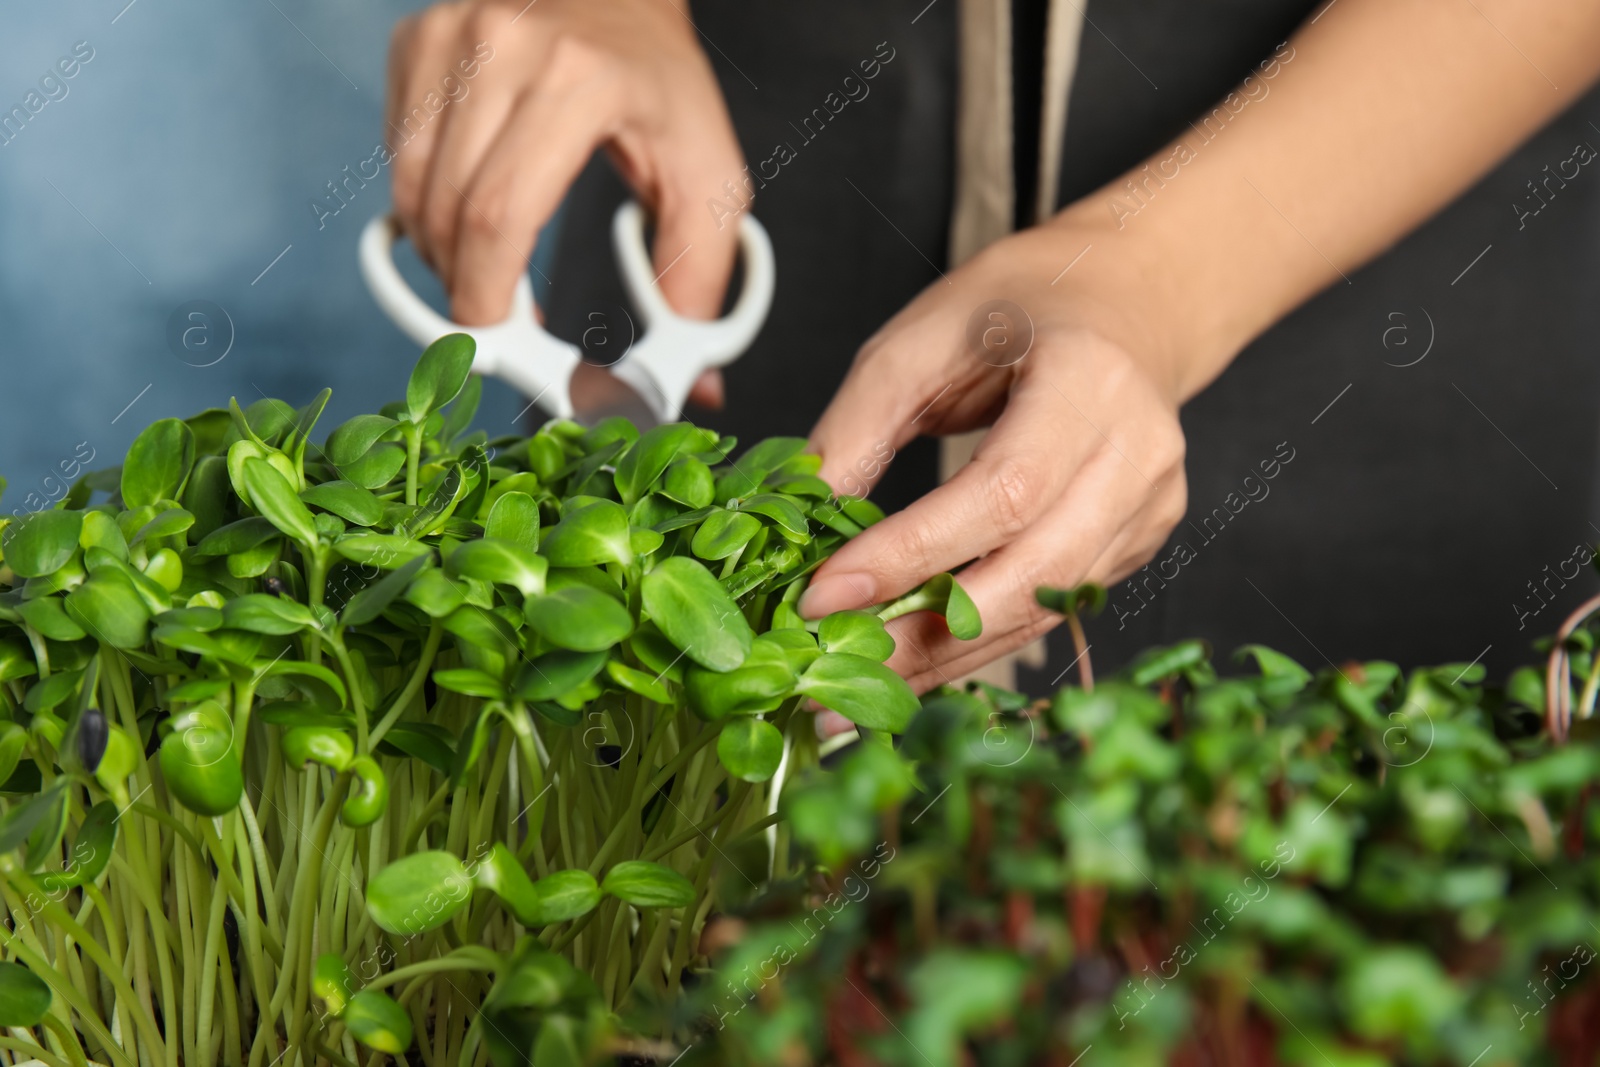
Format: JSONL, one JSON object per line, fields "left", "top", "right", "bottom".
{"left": 801, "top": 0, "right": 1600, "bottom": 692}
{"left": 387, "top": 0, "right": 745, "bottom": 374}
{"left": 802, "top": 224, "right": 1188, "bottom": 691}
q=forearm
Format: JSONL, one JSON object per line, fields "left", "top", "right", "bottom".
{"left": 1045, "top": 0, "right": 1600, "bottom": 401}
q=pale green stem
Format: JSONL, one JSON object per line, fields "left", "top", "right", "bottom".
{"left": 369, "top": 622, "right": 443, "bottom": 748}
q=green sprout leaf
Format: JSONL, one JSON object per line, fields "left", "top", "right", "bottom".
{"left": 691, "top": 509, "right": 762, "bottom": 561}
{"left": 615, "top": 423, "right": 711, "bottom": 505}
{"left": 878, "top": 572, "right": 983, "bottom": 640}
{"left": 39, "top": 800, "right": 117, "bottom": 891}
{"left": 485, "top": 491, "right": 540, "bottom": 551}
{"left": 1235, "top": 643, "right": 1313, "bottom": 686}
{"left": 301, "top": 481, "right": 383, "bottom": 527}
{"left": 258, "top": 659, "right": 349, "bottom": 710}
{"left": 0, "top": 961, "right": 51, "bottom": 1027}
{"left": 342, "top": 555, "right": 430, "bottom": 628}
{"left": 313, "top": 953, "right": 354, "bottom": 1018}
{"left": 221, "top": 593, "right": 318, "bottom": 635}
{"left": 333, "top": 533, "right": 431, "bottom": 569}
{"left": 717, "top": 437, "right": 808, "bottom": 498}
{"left": 640, "top": 557, "right": 753, "bottom": 673}
{"left": 3, "top": 509, "right": 84, "bottom": 578}
{"left": 661, "top": 456, "right": 715, "bottom": 508}
{"left": 133, "top": 507, "right": 195, "bottom": 544}
{"left": 403, "top": 462, "right": 464, "bottom": 538}
{"left": 794, "top": 653, "right": 918, "bottom": 732}
{"left": 405, "top": 568, "right": 468, "bottom": 618}
{"left": 716, "top": 717, "right": 785, "bottom": 782}
{"left": 22, "top": 785, "right": 67, "bottom": 870}
{"left": 1126, "top": 639, "right": 1211, "bottom": 687}
{"left": 242, "top": 457, "right": 318, "bottom": 548}
{"left": 447, "top": 539, "right": 548, "bottom": 598}
{"left": 520, "top": 869, "right": 601, "bottom": 926}
{"left": 515, "top": 650, "right": 608, "bottom": 703}
{"left": 325, "top": 414, "right": 399, "bottom": 467}
{"left": 523, "top": 585, "right": 633, "bottom": 652}
{"left": 1034, "top": 582, "right": 1106, "bottom": 618}
{"left": 471, "top": 842, "right": 545, "bottom": 925}
{"left": 0, "top": 724, "right": 27, "bottom": 787}
{"left": 817, "top": 610, "right": 896, "bottom": 661}
{"left": 433, "top": 667, "right": 505, "bottom": 699}
{"left": 159, "top": 712, "right": 243, "bottom": 817}
{"left": 192, "top": 516, "right": 279, "bottom": 560}
{"left": 93, "top": 729, "right": 139, "bottom": 796}
{"left": 122, "top": 417, "right": 196, "bottom": 508}
{"left": 540, "top": 500, "right": 634, "bottom": 568}
{"left": 378, "top": 723, "right": 456, "bottom": 776}
{"left": 684, "top": 660, "right": 794, "bottom": 720}
{"left": 19, "top": 793, "right": 63, "bottom": 876}
{"left": 339, "top": 443, "right": 407, "bottom": 490}
{"left": 367, "top": 851, "right": 473, "bottom": 935}
{"left": 17, "top": 598, "right": 85, "bottom": 642}
{"left": 736, "top": 493, "right": 810, "bottom": 539}
{"left": 442, "top": 373, "right": 483, "bottom": 443}
{"left": 65, "top": 571, "right": 152, "bottom": 649}
{"left": 407, "top": 333, "right": 476, "bottom": 424}
{"left": 605, "top": 660, "right": 672, "bottom": 703}
{"left": 344, "top": 990, "right": 413, "bottom": 1055}
{"left": 341, "top": 755, "right": 388, "bottom": 826}
{"left": 0, "top": 782, "right": 68, "bottom": 855}
{"left": 281, "top": 726, "right": 354, "bottom": 771}
{"left": 80, "top": 510, "right": 127, "bottom": 559}
{"left": 601, "top": 860, "right": 695, "bottom": 908}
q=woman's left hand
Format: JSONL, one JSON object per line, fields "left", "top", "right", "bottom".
{"left": 801, "top": 222, "right": 1189, "bottom": 692}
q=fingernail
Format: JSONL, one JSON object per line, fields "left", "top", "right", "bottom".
{"left": 798, "top": 573, "right": 876, "bottom": 619}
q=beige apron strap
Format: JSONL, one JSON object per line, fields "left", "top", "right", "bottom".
{"left": 944, "top": 0, "right": 1014, "bottom": 687}
{"left": 1034, "top": 0, "right": 1086, "bottom": 223}
{"left": 948, "top": 0, "right": 1014, "bottom": 267}
{"left": 942, "top": 0, "right": 1082, "bottom": 688}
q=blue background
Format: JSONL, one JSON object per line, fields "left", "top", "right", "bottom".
{"left": 0, "top": 0, "right": 557, "bottom": 507}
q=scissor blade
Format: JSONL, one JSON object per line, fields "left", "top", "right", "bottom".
{"left": 568, "top": 361, "right": 661, "bottom": 429}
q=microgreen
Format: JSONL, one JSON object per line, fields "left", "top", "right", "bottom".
{"left": 698, "top": 589, "right": 1600, "bottom": 1066}
{"left": 0, "top": 336, "right": 977, "bottom": 1067}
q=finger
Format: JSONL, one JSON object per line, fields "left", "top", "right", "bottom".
{"left": 809, "top": 318, "right": 1010, "bottom": 494}
{"left": 384, "top": 15, "right": 419, "bottom": 155}
{"left": 889, "top": 609, "right": 1061, "bottom": 695}
{"left": 451, "top": 81, "right": 618, "bottom": 325}
{"left": 886, "top": 451, "right": 1180, "bottom": 690}
{"left": 800, "top": 380, "right": 1097, "bottom": 618}
{"left": 815, "top": 710, "right": 854, "bottom": 739}
{"left": 419, "top": 71, "right": 521, "bottom": 297}
{"left": 389, "top": 6, "right": 466, "bottom": 268}
{"left": 880, "top": 447, "right": 1153, "bottom": 681}
{"left": 686, "top": 369, "right": 724, "bottom": 410}
{"left": 807, "top": 327, "right": 949, "bottom": 495}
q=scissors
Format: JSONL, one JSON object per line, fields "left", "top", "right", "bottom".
{"left": 359, "top": 202, "right": 775, "bottom": 426}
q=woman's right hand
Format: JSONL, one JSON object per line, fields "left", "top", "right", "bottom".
{"left": 386, "top": 0, "right": 746, "bottom": 350}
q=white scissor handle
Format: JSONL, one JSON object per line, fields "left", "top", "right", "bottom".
{"left": 609, "top": 202, "right": 776, "bottom": 421}
{"left": 359, "top": 214, "right": 581, "bottom": 417}
{"left": 359, "top": 203, "right": 775, "bottom": 423}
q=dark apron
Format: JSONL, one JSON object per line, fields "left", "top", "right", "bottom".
{"left": 545, "top": 0, "right": 1600, "bottom": 688}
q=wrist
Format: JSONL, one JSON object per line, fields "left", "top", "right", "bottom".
{"left": 1040, "top": 196, "right": 1249, "bottom": 405}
